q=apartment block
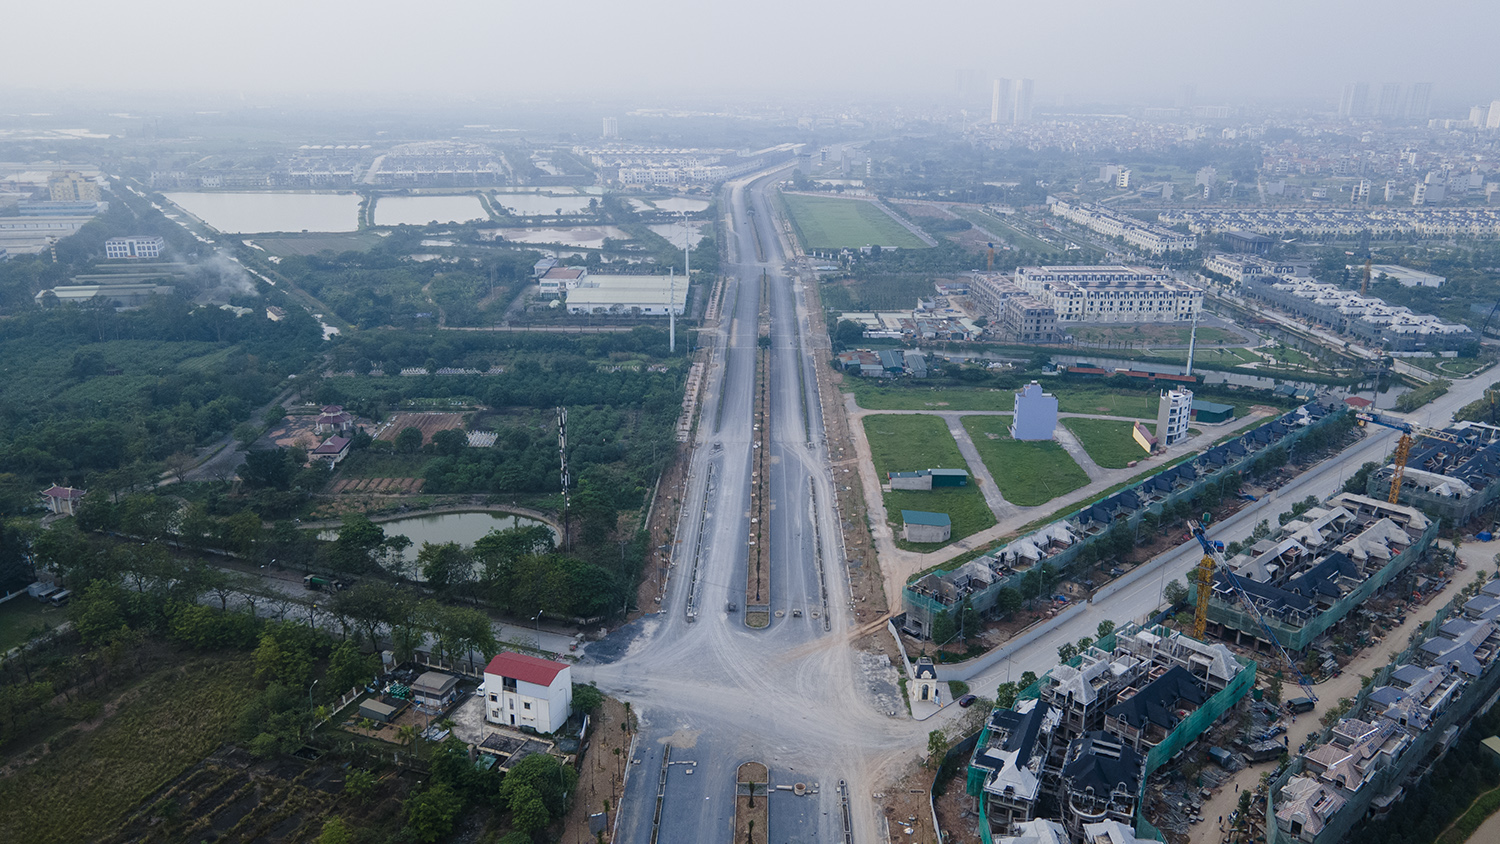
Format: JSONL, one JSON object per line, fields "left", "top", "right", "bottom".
{"left": 1016, "top": 265, "right": 1202, "bottom": 325}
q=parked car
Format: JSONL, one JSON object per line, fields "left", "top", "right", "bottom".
{"left": 958, "top": 694, "right": 978, "bottom": 708}
{"left": 1286, "top": 697, "right": 1316, "bottom": 714}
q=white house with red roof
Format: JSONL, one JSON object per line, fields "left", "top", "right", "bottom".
{"left": 40, "top": 485, "right": 85, "bottom": 516}
{"left": 483, "top": 651, "right": 573, "bottom": 733}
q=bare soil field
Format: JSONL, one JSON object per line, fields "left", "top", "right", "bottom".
{"left": 376, "top": 412, "right": 468, "bottom": 445}
{"left": 330, "top": 477, "right": 424, "bottom": 494}
{"left": 260, "top": 416, "right": 324, "bottom": 451}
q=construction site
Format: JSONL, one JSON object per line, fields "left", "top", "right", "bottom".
{"left": 964, "top": 624, "right": 1257, "bottom": 844}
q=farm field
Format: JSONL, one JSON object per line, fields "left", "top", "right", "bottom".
{"left": 0, "top": 657, "right": 256, "bottom": 844}
{"left": 780, "top": 194, "right": 927, "bottom": 250}
{"left": 375, "top": 412, "right": 467, "bottom": 444}
{"left": 1062, "top": 418, "right": 1148, "bottom": 469}
{"left": 961, "top": 416, "right": 1090, "bottom": 507}
{"left": 330, "top": 477, "right": 424, "bottom": 493}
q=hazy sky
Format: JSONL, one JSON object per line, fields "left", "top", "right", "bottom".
{"left": 8, "top": 0, "right": 1498, "bottom": 107}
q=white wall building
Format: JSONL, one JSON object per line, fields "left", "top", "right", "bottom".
{"left": 1011, "top": 381, "right": 1059, "bottom": 441}
{"left": 1156, "top": 389, "right": 1193, "bottom": 447}
{"left": 1049, "top": 200, "right": 1196, "bottom": 254}
{"left": 1016, "top": 265, "right": 1202, "bottom": 325}
{"left": 105, "top": 236, "right": 165, "bottom": 259}
{"left": 565, "top": 274, "right": 687, "bottom": 316}
{"left": 483, "top": 651, "right": 573, "bottom": 734}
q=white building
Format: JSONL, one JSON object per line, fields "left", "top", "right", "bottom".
{"left": 1156, "top": 389, "right": 1193, "bottom": 447}
{"left": 565, "top": 274, "right": 687, "bottom": 316}
{"left": 1016, "top": 265, "right": 1202, "bottom": 325}
{"left": 602, "top": 117, "right": 619, "bottom": 139}
{"left": 105, "top": 236, "right": 165, "bottom": 259}
{"left": 1011, "top": 381, "right": 1058, "bottom": 441}
{"left": 539, "top": 266, "right": 586, "bottom": 298}
{"left": 1203, "top": 254, "right": 1295, "bottom": 284}
{"left": 483, "top": 651, "right": 573, "bottom": 734}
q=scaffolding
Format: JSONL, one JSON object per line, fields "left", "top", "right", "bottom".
{"left": 1265, "top": 588, "right": 1500, "bottom": 844}
{"left": 1193, "top": 518, "right": 1438, "bottom": 653}
{"left": 970, "top": 627, "right": 1255, "bottom": 843}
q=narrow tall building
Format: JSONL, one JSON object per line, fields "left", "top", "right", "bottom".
{"left": 1012, "top": 78, "right": 1035, "bottom": 124}
{"left": 1377, "top": 83, "right": 1403, "bottom": 119}
{"left": 1406, "top": 82, "right": 1433, "bottom": 119}
{"left": 1338, "top": 82, "right": 1370, "bottom": 117}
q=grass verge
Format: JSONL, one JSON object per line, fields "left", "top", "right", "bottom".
{"left": 1062, "top": 418, "right": 1149, "bottom": 469}
{"left": 1436, "top": 784, "right": 1500, "bottom": 844}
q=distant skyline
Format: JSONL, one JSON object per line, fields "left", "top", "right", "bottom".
{"left": 5, "top": 0, "right": 1498, "bottom": 108}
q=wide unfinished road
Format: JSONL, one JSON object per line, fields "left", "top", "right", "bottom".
{"left": 580, "top": 169, "right": 925, "bottom": 844}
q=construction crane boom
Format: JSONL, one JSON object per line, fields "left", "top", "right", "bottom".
{"left": 1188, "top": 520, "right": 1319, "bottom": 701}
{"left": 1354, "top": 412, "right": 1461, "bottom": 503}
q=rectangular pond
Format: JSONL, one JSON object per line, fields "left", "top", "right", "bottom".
{"left": 374, "top": 194, "right": 487, "bottom": 226}
{"left": 163, "top": 191, "right": 361, "bottom": 234}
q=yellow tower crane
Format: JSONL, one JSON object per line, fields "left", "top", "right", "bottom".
{"left": 1354, "top": 412, "right": 1462, "bottom": 503}
{"left": 1187, "top": 519, "right": 1320, "bottom": 701}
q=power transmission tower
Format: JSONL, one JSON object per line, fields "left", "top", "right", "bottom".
{"left": 557, "top": 406, "right": 570, "bottom": 550}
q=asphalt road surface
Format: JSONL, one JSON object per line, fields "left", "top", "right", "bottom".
{"left": 579, "top": 168, "right": 926, "bottom": 844}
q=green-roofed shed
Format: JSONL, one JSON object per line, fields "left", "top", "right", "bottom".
{"left": 1191, "top": 399, "right": 1235, "bottom": 424}
{"left": 901, "top": 510, "right": 951, "bottom": 544}
{"left": 928, "top": 468, "right": 969, "bottom": 487}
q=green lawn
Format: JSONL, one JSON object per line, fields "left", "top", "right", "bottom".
{"left": 851, "top": 382, "right": 1015, "bottom": 411}
{"left": 781, "top": 194, "right": 927, "bottom": 250}
{"left": 862, "top": 414, "right": 967, "bottom": 475}
{"left": 961, "top": 417, "right": 1089, "bottom": 507}
{"left": 0, "top": 599, "right": 62, "bottom": 652}
{"left": 0, "top": 657, "right": 255, "bottom": 844}
{"left": 953, "top": 208, "right": 1066, "bottom": 255}
{"left": 863, "top": 415, "right": 993, "bottom": 547}
{"left": 1062, "top": 418, "right": 1149, "bottom": 469}
{"left": 1053, "top": 388, "right": 1161, "bottom": 419}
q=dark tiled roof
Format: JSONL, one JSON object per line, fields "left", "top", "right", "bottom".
{"left": 1104, "top": 666, "right": 1208, "bottom": 730}
{"left": 1062, "top": 732, "right": 1145, "bottom": 795}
